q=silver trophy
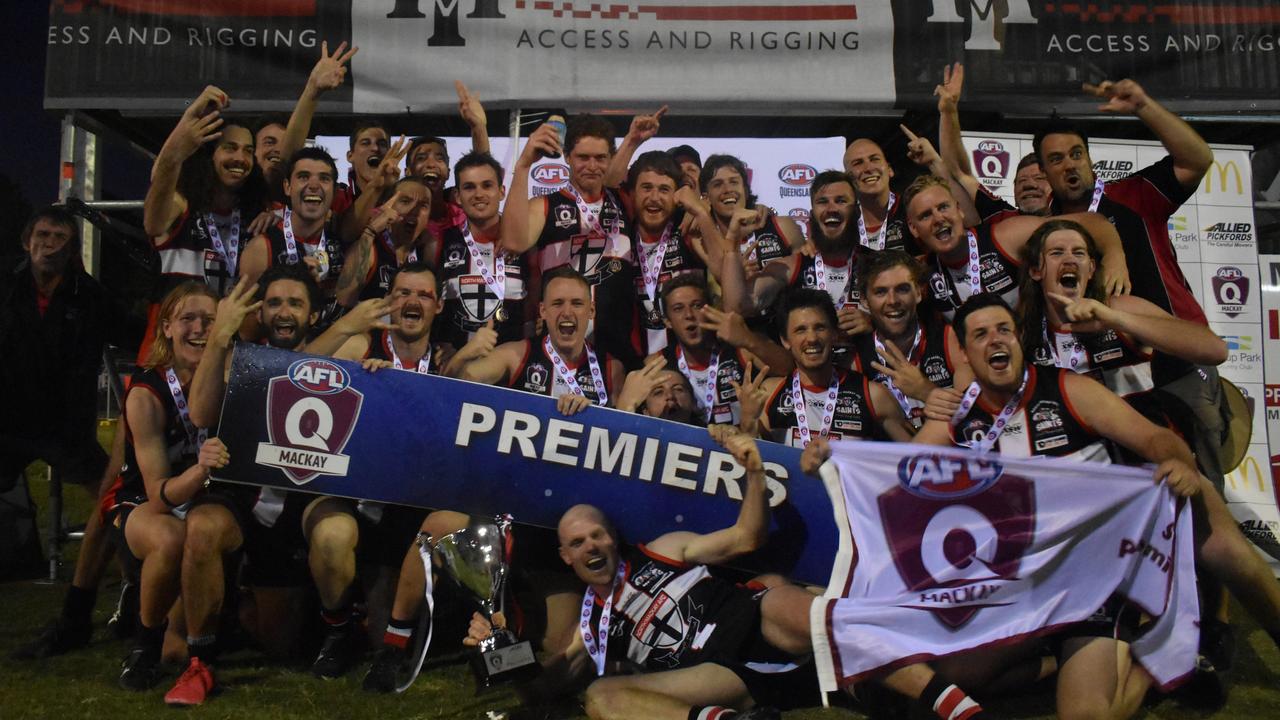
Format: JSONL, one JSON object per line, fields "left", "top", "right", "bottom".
{"left": 434, "top": 514, "right": 539, "bottom": 689}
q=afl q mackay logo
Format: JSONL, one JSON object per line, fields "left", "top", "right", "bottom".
{"left": 878, "top": 453, "right": 1034, "bottom": 628}
{"left": 255, "top": 358, "right": 364, "bottom": 485}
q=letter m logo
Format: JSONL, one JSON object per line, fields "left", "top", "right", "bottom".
{"left": 1202, "top": 160, "right": 1244, "bottom": 196}
{"left": 927, "top": 0, "right": 1037, "bottom": 51}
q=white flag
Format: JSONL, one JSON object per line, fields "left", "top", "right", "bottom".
{"left": 810, "top": 441, "right": 1199, "bottom": 694}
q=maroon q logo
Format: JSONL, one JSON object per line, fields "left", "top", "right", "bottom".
{"left": 256, "top": 359, "right": 364, "bottom": 485}
{"left": 878, "top": 454, "right": 1034, "bottom": 628}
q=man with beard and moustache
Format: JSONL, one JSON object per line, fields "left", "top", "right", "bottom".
{"left": 168, "top": 265, "right": 337, "bottom": 704}
{"left": 501, "top": 115, "right": 640, "bottom": 368}
{"left": 843, "top": 138, "right": 918, "bottom": 255}
{"left": 450, "top": 267, "right": 626, "bottom": 415}
{"left": 701, "top": 154, "right": 805, "bottom": 278}
{"left": 850, "top": 250, "right": 963, "bottom": 429}
{"left": 749, "top": 171, "right": 871, "bottom": 365}
{"left": 336, "top": 176, "right": 434, "bottom": 308}
{"left": 425, "top": 152, "right": 531, "bottom": 349}
{"left": 143, "top": 86, "right": 271, "bottom": 369}
{"left": 253, "top": 114, "right": 289, "bottom": 190}
{"left": 626, "top": 151, "right": 734, "bottom": 355}
{"left": 914, "top": 293, "right": 1280, "bottom": 720}
{"left": 653, "top": 274, "right": 792, "bottom": 427}
{"left": 238, "top": 147, "right": 346, "bottom": 332}
{"left": 902, "top": 174, "right": 1129, "bottom": 321}
{"left": 745, "top": 289, "right": 913, "bottom": 448}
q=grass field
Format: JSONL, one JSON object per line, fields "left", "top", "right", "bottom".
{"left": 3, "top": 442, "right": 1280, "bottom": 719}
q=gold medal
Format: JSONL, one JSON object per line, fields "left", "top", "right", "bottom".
{"left": 494, "top": 304, "right": 508, "bottom": 322}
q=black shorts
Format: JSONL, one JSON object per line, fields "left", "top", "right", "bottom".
{"left": 719, "top": 589, "right": 822, "bottom": 711}
{"left": 1052, "top": 595, "right": 1143, "bottom": 654}
{"left": 194, "top": 484, "right": 310, "bottom": 588}
{"left": 105, "top": 489, "right": 147, "bottom": 582}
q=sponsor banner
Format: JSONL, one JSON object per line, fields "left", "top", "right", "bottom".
{"left": 1234, "top": 501, "right": 1280, "bottom": 563}
{"left": 961, "top": 134, "right": 1018, "bottom": 199}
{"left": 812, "top": 441, "right": 1197, "bottom": 692}
{"left": 45, "top": 0, "right": 351, "bottom": 111}
{"left": 1224, "top": 445, "right": 1275, "bottom": 507}
{"left": 315, "top": 133, "right": 844, "bottom": 216}
{"left": 890, "top": 1, "right": 1280, "bottom": 115}
{"left": 350, "top": 1, "right": 897, "bottom": 114}
{"left": 46, "top": 3, "right": 1280, "bottom": 114}
{"left": 216, "top": 344, "right": 834, "bottom": 583}
{"left": 1167, "top": 206, "right": 1201, "bottom": 264}
{"left": 1214, "top": 321, "right": 1264, "bottom": 384}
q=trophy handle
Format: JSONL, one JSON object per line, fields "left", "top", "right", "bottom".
{"left": 493, "top": 514, "right": 515, "bottom": 617}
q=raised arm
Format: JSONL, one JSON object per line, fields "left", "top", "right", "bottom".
{"left": 1084, "top": 79, "right": 1213, "bottom": 190}
{"left": 993, "top": 211, "right": 1130, "bottom": 295}
{"left": 604, "top": 105, "right": 668, "bottom": 187}
{"left": 338, "top": 137, "right": 409, "bottom": 244}
{"left": 700, "top": 306, "right": 792, "bottom": 377}
{"left": 500, "top": 124, "right": 558, "bottom": 255}
{"left": 455, "top": 80, "right": 490, "bottom": 155}
{"left": 647, "top": 425, "right": 770, "bottom": 565}
{"left": 335, "top": 192, "right": 403, "bottom": 308}
{"left": 309, "top": 297, "right": 394, "bottom": 357}
{"left": 903, "top": 124, "right": 981, "bottom": 228}
{"left": 278, "top": 41, "right": 358, "bottom": 189}
{"left": 459, "top": 340, "right": 524, "bottom": 384}
{"left": 188, "top": 278, "right": 261, "bottom": 428}
{"left": 144, "top": 86, "right": 228, "bottom": 240}
{"left": 1048, "top": 292, "right": 1228, "bottom": 366}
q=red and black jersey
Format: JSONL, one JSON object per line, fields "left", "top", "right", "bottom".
{"left": 509, "top": 336, "right": 614, "bottom": 405}
{"left": 434, "top": 225, "right": 529, "bottom": 348}
{"left": 857, "top": 199, "right": 921, "bottom": 255}
{"left": 1050, "top": 157, "right": 1204, "bottom": 325}
{"left": 366, "top": 328, "right": 441, "bottom": 375}
{"left": 922, "top": 221, "right": 1020, "bottom": 320}
{"left": 102, "top": 368, "right": 197, "bottom": 513}
{"left": 537, "top": 187, "right": 639, "bottom": 367}
{"left": 662, "top": 343, "right": 750, "bottom": 426}
{"left": 974, "top": 187, "right": 1023, "bottom": 226}
{"left": 155, "top": 207, "right": 253, "bottom": 299}
{"left": 852, "top": 317, "right": 956, "bottom": 426}
{"left": 764, "top": 368, "right": 882, "bottom": 448}
{"left": 261, "top": 216, "right": 346, "bottom": 331}
{"left": 590, "top": 544, "right": 759, "bottom": 674}
{"left": 949, "top": 365, "right": 1111, "bottom": 462}
{"left": 358, "top": 234, "right": 426, "bottom": 304}
{"left": 632, "top": 214, "right": 707, "bottom": 356}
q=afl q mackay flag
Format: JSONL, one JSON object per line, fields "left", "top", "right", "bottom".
{"left": 213, "top": 344, "right": 833, "bottom": 583}
{"left": 810, "top": 441, "right": 1199, "bottom": 695}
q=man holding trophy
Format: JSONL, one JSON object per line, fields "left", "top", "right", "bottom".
{"left": 464, "top": 425, "right": 816, "bottom": 720}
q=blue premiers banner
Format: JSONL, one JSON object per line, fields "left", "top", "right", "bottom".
{"left": 216, "top": 344, "right": 835, "bottom": 584}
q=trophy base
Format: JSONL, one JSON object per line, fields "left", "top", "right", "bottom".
{"left": 471, "top": 639, "right": 540, "bottom": 691}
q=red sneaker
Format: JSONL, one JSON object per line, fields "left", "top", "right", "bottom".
{"left": 164, "top": 657, "right": 215, "bottom": 706}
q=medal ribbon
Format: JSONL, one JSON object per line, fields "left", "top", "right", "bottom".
{"left": 386, "top": 332, "right": 432, "bottom": 374}
{"left": 814, "top": 253, "right": 854, "bottom": 310}
{"left": 283, "top": 209, "right": 330, "bottom": 279}
{"left": 639, "top": 223, "right": 673, "bottom": 303}
{"left": 677, "top": 345, "right": 721, "bottom": 422}
{"left": 873, "top": 327, "right": 923, "bottom": 416}
{"left": 857, "top": 192, "right": 896, "bottom": 251}
{"left": 205, "top": 208, "right": 242, "bottom": 277}
{"left": 951, "top": 369, "right": 1029, "bottom": 454}
{"left": 462, "top": 223, "right": 507, "bottom": 312}
{"left": 790, "top": 370, "right": 840, "bottom": 448}
{"left": 1042, "top": 318, "right": 1086, "bottom": 371}
{"left": 581, "top": 560, "right": 628, "bottom": 677}
{"left": 544, "top": 336, "right": 608, "bottom": 405}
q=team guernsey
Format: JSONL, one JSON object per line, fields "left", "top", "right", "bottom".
{"left": 509, "top": 335, "right": 613, "bottom": 405}
{"left": 261, "top": 213, "right": 346, "bottom": 329}
{"left": 737, "top": 213, "right": 793, "bottom": 269}
{"left": 358, "top": 233, "right": 424, "bottom": 304}
{"left": 366, "top": 328, "right": 441, "bottom": 375}
{"left": 1050, "top": 157, "right": 1205, "bottom": 324}
{"left": 435, "top": 224, "right": 528, "bottom": 347}
{"left": 102, "top": 368, "right": 199, "bottom": 514}
{"left": 764, "top": 368, "right": 880, "bottom": 448}
{"left": 852, "top": 319, "right": 955, "bottom": 426}
{"left": 587, "top": 545, "right": 761, "bottom": 674}
{"left": 633, "top": 215, "right": 707, "bottom": 355}
{"left": 663, "top": 343, "right": 749, "bottom": 425}
{"left": 537, "top": 187, "right": 639, "bottom": 364}
{"left": 857, "top": 200, "right": 920, "bottom": 255}
{"left": 950, "top": 365, "right": 1111, "bottom": 462}
{"left": 1028, "top": 324, "right": 1169, "bottom": 427}
{"left": 924, "top": 222, "right": 1020, "bottom": 320}
{"left": 156, "top": 206, "right": 250, "bottom": 299}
